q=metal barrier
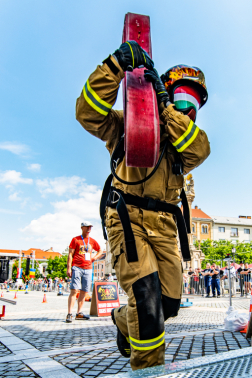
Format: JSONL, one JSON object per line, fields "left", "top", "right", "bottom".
{"left": 183, "top": 272, "right": 252, "bottom": 298}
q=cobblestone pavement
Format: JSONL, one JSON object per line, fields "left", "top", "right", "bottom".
{"left": 193, "top": 297, "right": 250, "bottom": 310}
{"left": 0, "top": 361, "right": 40, "bottom": 377}
{"left": 0, "top": 291, "right": 251, "bottom": 377}
{"left": 0, "top": 340, "right": 12, "bottom": 356}
{"left": 0, "top": 308, "right": 227, "bottom": 352}
{"left": 52, "top": 332, "right": 250, "bottom": 377}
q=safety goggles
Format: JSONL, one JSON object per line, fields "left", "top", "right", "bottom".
{"left": 171, "top": 85, "right": 201, "bottom": 122}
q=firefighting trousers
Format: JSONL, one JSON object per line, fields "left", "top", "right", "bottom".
{"left": 107, "top": 210, "right": 182, "bottom": 371}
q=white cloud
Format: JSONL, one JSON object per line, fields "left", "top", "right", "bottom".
{"left": 36, "top": 176, "right": 92, "bottom": 197}
{"left": 0, "top": 142, "right": 29, "bottom": 155}
{"left": 27, "top": 163, "right": 41, "bottom": 172}
{"left": 0, "top": 170, "right": 33, "bottom": 185}
{"left": 8, "top": 192, "right": 22, "bottom": 201}
{"left": 21, "top": 182, "right": 105, "bottom": 252}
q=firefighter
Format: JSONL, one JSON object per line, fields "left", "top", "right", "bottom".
{"left": 76, "top": 41, "right": 210, "bottom": 371}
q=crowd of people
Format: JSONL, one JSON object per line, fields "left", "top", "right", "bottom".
{"left": 0, "top": 273, "right": 118, "bottom": 292}
{"left": 183, "top": 262, "right": 252, "bottom": 297}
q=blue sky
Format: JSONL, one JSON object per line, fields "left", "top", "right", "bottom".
{"left": 0, "top": 0, "right": 251, "bottom": 252}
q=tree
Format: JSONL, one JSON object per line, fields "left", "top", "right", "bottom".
{"left": 12, "top": 259, "right": 41, "bottom": 281}
{"left": 46, "top": 255, "right": 68, "bottom": 279}
{"left": 196, "top": 239, "right": 252, "bottom": 268}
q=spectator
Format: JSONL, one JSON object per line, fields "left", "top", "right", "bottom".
{"left": 210, "top": 263, "right": 220, "bottom": 298}
{"left": 237, "top": 263, "right": 245, "bottom": 296}
{"left": 66, "top": 221, "right": 103, "bottom": 323}
{"left": 48, "top": 277, "right": 52, "bottom": 292}
{"left": 187, "top": 267, "right": 195, "bottom": 294}
{"left": 223, "top": 263, "right": 236, "bottom": 297}
{"left": 218, "top": 266, "right": 225, "bottom": 296}
{"left": 183, "top": 273, "right": 188, "bottom": 294}
{"left": 192, "top": 269, "right": 200, "bottom": 294}
{"left": 240, "top": 263, "right": 251, "bottom": 295}
{"left": 197, "top": 268, "right": 204, "bottom": 296}
{"left": 202, "top": 263, "right": 212, "bottom": 298}
{"left": 108, "top": 273, "right": 113, "bottom": 282}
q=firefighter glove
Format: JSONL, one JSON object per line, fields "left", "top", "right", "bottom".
{"left": 144, "top": 68, "right": 171, "bottom": 108}
{"left": 113, "top": 41, "right": 154, "bottom": 72}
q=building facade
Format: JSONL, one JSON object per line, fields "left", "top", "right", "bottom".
{"left": 211, "top": 215, "right": 252, "bottom": 243}
{"left": 93, "top": 251, "right": 106, "bottom": 279}
{"left": 191, "top": 206, "right": 213, "bottom": 244}
{"left": 0, "top": 248, "right": 61, "bottom": 283}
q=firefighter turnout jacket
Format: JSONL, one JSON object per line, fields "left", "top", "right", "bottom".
{"left": 76, "top": 55, "right": 210, "bottom": 370}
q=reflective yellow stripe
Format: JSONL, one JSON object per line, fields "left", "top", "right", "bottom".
{"left": 83, "top": 79, "right": 112, "bottom": 116}
{"left": 142, "top": 52, "right": 146, "bottom": 64}
{"left": 129, "top": 331, "right": 165, "bottom": 351}
{"left": 172, "top": 120, "right": 199, "bottom": 153}
{"left": 126, "top": 41, "right": 134, "bottom": 68}
{"left": 177, "top": 126, "right": 199, "bottom": 152}
{"left": 130, "top": 331, "right": 165, "bottom": 344}
{"left": 173, "top": 120, "right": 194, "bottom": 147}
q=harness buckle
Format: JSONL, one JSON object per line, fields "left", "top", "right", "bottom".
{"left": 110, "top": 190, "right": 120, "bottom": 205}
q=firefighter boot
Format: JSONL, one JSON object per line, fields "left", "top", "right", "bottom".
{"left": 111, "top": 307, "right": 131, "bottom": 358}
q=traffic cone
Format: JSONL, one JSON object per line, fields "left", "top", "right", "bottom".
{"left": 42, "top": 294, "right": 47, "bottom": 303}
{"left": 240, "top": 288, "right": 252, "bottom": 333}
{"left": 1, "top": 292, "right": 4, "bottom": 298}
{"left": 14, "top": 292, "right": 17, "bottom": 299}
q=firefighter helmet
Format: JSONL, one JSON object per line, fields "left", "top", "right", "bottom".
{"left": 160, "top": 65, "right": 208, "bottom": 109}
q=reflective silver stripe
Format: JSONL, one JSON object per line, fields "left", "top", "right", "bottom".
{"left": 129, "top": 333, "right": 165, "bottom": 350}
{"left": 84, "top": 81, "right": 111, "bottom": 115}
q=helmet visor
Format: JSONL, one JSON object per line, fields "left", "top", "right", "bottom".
{"left": 173, "top": 85, "right": 201, "bottom": 120}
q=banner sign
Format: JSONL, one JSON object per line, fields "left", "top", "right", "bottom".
{"left": 90, "top": 281, "right": 120, "bottom": 317}
{"left": 16, "top": 268, "right": 23, "bottom": 279}
{"left": 29, "top": 269, "right": 35, "bottom": 278}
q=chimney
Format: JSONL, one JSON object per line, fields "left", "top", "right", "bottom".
{"left": 195, "top": 206, "right": 198, "bottom": 209}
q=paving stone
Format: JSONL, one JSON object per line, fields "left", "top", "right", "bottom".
{"left": 75, "top": 368, "right": 89, "bottom": 374}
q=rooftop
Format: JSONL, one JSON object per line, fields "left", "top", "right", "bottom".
{"left": 0, "top": 248, "right": 61, "bottom": 260}
{"left": 191, "top": 206, "right": 212, "bottom": 220}
{"left": 211, "top": 215, "right": 252, "bottom": 226}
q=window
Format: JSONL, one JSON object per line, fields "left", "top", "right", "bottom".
{"left": 192, "top": 223, "right": 196, "bottom": 233}
{"left": 244, "top": 229, "right": 250, "bottom": 234}
{"left": 201, "top": 224, "right": 208, "bottom": 234}
{"left": 218, "top": 227, "right": 225, "bottom": 233}
{"left": 231, "top": 227, "right": 238, "bottom": 237}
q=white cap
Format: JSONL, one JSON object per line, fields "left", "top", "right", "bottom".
{"left": 81, "top": 221, "right": 93, "bottom": 227}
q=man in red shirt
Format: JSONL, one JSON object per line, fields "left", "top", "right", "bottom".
{"left": 66, "top": 221, "right": 103, "bottom": 323}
